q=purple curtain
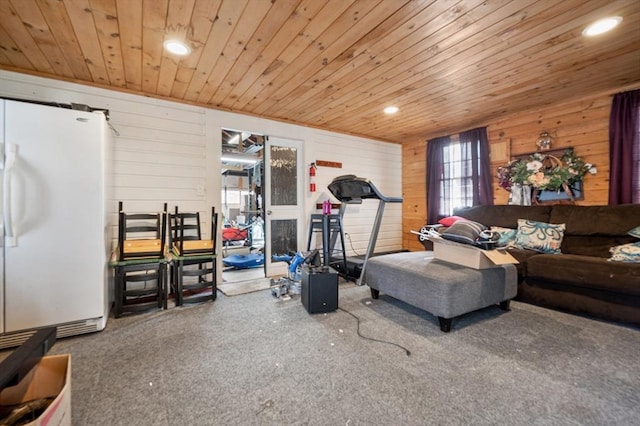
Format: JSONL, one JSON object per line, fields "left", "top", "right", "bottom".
{"left": 460, "top": 127, "right": 494, "bottom": 206}
{"left": 609, "top": 89, "right": 640, "bottom": 205}
{"left": 426, "top": 136, "right": 449, "bottom": 224}
{"left": 426, "top": 127, "right": 493, "bottom": 224}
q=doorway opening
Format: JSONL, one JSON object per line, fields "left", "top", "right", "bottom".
{"left": 221, "top": 128, "right": 266, "bottom": 283}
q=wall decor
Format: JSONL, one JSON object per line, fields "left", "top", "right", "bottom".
{"left": 497, "top": 148, "right": 597, "bottom": 204}
{"left": 535, "top": 131, "right": 554, "bottom": 151}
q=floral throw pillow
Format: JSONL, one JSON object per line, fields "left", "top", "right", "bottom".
{"left": 609, "top": 242, "right": 640, "bottom": 263}
{"left": 490, "top": 226, "right": 517, "bottom": 248}
{"left": 628, "top": 226, "right": 640, "bottom": 239}
{"left": 515, "top": 219, "right": 566, "bottom": 254}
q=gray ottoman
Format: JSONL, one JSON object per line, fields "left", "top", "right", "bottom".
{"left": 364, "top": 251, "right": 517, "bottom": 332}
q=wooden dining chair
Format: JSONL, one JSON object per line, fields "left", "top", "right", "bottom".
{"left": 113, "top": 202, "right": 168, "bottom": 317}
{"left": 169, "top": 206, "right": 218, "bottom": 306}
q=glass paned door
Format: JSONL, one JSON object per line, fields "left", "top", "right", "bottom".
{"left": 264, "top": 137, "right": 303, "bottom": 277}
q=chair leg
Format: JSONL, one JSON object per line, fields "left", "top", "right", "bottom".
{"left": 176, "top": 259, "right": 184, "bottom": 306}
{"left": 156, "top": 264, "right": 162, "bottom": 310}
{"left": 114, "top": 266, "right": 123, "bottom": 318}
{"left": 162, "top": 263, "right": 168, "bottom": 310}
{"left": 169, "top": 264, "right": 175, "bottom": 302}
{"left": 212, "top": 261, "right": 217, "bottom": 300}
{"left": 173, "top": 264, "right": 178, "bottom": 304}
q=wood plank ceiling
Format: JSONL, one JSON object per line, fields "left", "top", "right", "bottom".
{"left": 0, "top": 0, "right": 639, "bottom": 144}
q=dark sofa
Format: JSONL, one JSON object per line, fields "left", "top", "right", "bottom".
{"left": 443, "top": 204, "right": 640, "bottom": 326}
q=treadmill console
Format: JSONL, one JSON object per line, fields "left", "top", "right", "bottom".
{"left": 328, "top": 174, "right": 376, "bottom": 203}
{"left": 328, "top": 174, "right": 402, "bottom": 204}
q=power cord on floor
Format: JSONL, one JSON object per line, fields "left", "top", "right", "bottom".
{"left": 338, "top": 306, "right": 411, "bottom": 357}
{"left": 344, "top": 233, "right": 360, "bottom": 257}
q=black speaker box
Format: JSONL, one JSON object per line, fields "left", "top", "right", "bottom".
{"left": 301, "top": 265, "right": 338, "bottom": 314}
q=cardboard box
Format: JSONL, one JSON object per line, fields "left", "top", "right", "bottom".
{"left": 0, "top": 355, "right": 71, "bottom": 426}
{"left": 431, "top": 236, "right": 518, "bottom": 269}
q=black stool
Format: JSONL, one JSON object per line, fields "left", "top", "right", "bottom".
{"left": 306, "top": 213, "right": 347, "bottom": 272}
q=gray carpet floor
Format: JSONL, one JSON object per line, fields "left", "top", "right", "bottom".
{"left": 3, "top": 283, "right": 639, "bottom": 425}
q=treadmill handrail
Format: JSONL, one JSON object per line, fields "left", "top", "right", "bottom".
{"left": 384, "top": 196, "right": 403, "bottom": 203}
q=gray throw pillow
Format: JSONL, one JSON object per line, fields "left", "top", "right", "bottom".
{"left": 441, "top": 220, "right": 487, "bottom": 246}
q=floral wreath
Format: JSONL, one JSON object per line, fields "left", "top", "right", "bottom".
{"left": 497, "top": 149, "right": 597, "bottom": 192}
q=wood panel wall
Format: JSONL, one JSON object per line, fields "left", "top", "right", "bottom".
{"left": 402, "top": 140, "right": 427, "bottom": 251}
{"left": 402, "top": 91, "right": 616, "bottom": 251}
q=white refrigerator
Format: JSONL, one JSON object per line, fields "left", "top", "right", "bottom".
{"left": 0, "top": 99, "right": 112, "bottom": 348}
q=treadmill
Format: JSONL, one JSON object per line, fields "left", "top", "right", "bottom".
{"left": 327, "top": 174, "right": 403, "bottom": 285}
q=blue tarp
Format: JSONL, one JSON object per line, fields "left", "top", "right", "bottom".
{"left": 222, "top": 253, "right": 264, "bottom": 269}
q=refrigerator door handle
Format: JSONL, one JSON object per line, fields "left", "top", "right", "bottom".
{"left": 3, "top": 143, "right": 17, "bottom": 246}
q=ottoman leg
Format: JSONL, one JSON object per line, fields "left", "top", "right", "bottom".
{"left": 438, "top": 317, "right": 452, "bottom": 332}
{"left": 370, "top": 288, "right": 380, "bottom": 299}
{"left": 499, "top": 300, "right": 511, "bottom": 311}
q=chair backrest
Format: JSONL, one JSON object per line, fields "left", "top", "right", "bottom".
{"left": 170, "top": 206, "right": 201, "bottom": 244}
{"left": 170, "top": 206, "right": 218, "bottom": 256}
{"left": 118, "top": 202, "right": 167, "bottom": 260}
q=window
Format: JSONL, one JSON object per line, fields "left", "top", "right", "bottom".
{"left": 222, "top": 188, "right": 241, "bottom": 205}
{"left": 221, "top": 188, "right": 252, "bottom": 224}
{"left": 426, "top": 127, "right": 493, "bottom": 224}
{"left": 439, "top": 135, "right": 477, "bottom": 217}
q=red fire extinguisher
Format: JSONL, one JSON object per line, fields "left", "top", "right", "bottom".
{"left": 309, "top": 163, "right": 317, "bottom": 192}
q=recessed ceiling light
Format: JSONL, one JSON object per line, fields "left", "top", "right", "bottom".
{"left": 384, "top": 106, "right": 399, "bottom": 114}
{"left": 582, "top": 16, "right": 622, "bottom": 37}
{"left": 163, "top": 39, "right": 191, "bottom": 55}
